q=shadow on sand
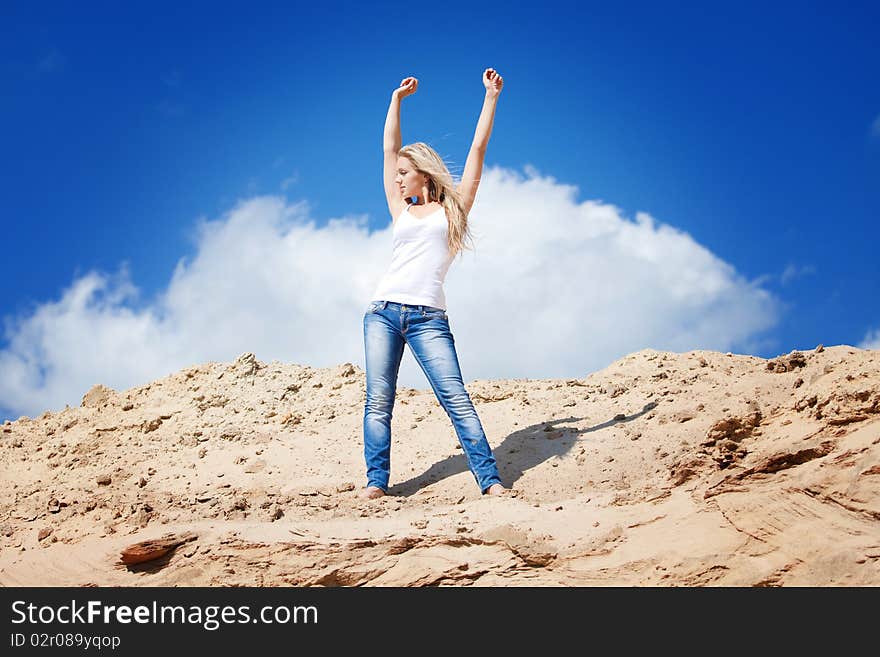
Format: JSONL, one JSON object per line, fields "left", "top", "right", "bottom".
{"left": 388, "top": 401, "right": 658, "bottom": 495}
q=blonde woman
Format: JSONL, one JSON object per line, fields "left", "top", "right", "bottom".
{"left": 360, "top": 69, "right": 507, "bottom": 499}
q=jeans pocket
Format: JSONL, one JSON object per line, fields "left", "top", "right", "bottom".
{"left": 367, "top": 302, "right": 382, "bottom": 314}
{"left": 423, "top": 309, "right": 448, "bottom": 321}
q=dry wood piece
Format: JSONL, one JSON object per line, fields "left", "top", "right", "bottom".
{"left": 119, "top": 532, "right": 197, "bottom": 565}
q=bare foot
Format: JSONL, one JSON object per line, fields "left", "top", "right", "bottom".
{"left": 358, "top": 486, "right": 386, "bottom": 500}
{"left": 484, "top": 483, "right": 508, "bottom": 496}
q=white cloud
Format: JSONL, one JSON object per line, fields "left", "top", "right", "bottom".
{"left": 859, "top": 328, "right": 880, "bottom": 350}
{"left": 780, "top": 263, "right": 816, "bottom": 285}
{"left": 280, "top": 171, "right": 299, "bottom": 190}
{"left": 0, "top": 165, "right": 780, "bottom": 419}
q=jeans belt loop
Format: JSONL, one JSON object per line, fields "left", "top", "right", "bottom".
{"left": 381, "top": 300, "right": 387, "bottom": 310}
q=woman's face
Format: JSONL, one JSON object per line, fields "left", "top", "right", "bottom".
{"left": 395, "top": 157, "right": 427, "bottom": 199}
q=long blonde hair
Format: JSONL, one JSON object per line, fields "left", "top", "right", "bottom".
{"left": 398, "top": 142, "right": 475, "bottom": 259}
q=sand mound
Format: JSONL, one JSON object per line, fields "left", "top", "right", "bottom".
{"left": 1, "top": 345, "right": 878, "bottom": 586}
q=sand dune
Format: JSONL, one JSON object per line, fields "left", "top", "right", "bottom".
{"left": 1, "top": 345, "right": 878, "bottom": 586}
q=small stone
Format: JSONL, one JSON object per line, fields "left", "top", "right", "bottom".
{"left": 37, "top": 527, "right": 52, "bottom": 541}
{"left": 815, "top": 344, "right": 824, "bottom": 353}
{"left": 96, "top": 474, "right": 112, "bottom": 486}
{"left": 138, "top": 477, "right": 147, "bottom": 488}
{"left": 142, "top": 418, "right": 162, "bottom": 433}
{"left": 133, "top": 508, "right": 151, "bottom": 528}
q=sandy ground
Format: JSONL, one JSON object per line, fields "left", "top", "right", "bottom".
{"left": 1, "top": 344, "right": 878, "bottom": 586}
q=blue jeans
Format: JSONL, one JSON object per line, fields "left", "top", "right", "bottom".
{"left": 362, "top": 299, "right": 503, "bottom": 494}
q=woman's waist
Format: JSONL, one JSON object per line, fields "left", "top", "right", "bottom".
{"left": 369, "top": 300, "right": 446, "bottom": 313}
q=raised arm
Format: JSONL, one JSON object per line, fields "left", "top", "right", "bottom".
{"left": 458, "top": 68, "right": 504, "bottom": 215}
{"left": 383, "top": 77, "right": 418, "bottom": 219}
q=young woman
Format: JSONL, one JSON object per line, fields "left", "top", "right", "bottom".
{"left": 360, "top": 69, "right": 508, "bottom": 500}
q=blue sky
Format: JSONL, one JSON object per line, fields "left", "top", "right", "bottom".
{"left": 1, "top": 1, "right": 878, "bottom": 422}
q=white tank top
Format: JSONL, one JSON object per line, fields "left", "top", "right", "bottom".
{"left": 372, "top": 203, "right": 455, "bottom": 310}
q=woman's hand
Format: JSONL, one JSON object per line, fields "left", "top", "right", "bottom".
{"left": 393, "top": 76, "right": 418, "bottom": 100}
{"left": 483, "top": 68, "right": 503, "bottom": 97}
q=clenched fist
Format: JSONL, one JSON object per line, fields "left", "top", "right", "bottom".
{"left": 393, "top": 76, "right": 418, "bottom": 99}
{"left": 483, "top": 68, "right": 503, "bottom": 97}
